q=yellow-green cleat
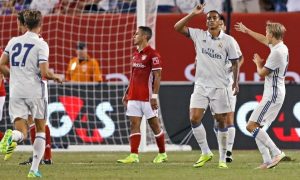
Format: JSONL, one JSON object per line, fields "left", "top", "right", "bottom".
{"left": 218, "top": 162, "right": 228, "bottom": 169}
{"left": 153, "top": 152, "right": 168, "bottom": 163}
{"left": 117, "top": 153, "right": 139, "bottom": 164}
{"left": 0, "top": 129, "right": 12, "bottom": 154}
{"left": 193, "top": 152, "right": 213, "bottom": 168}
{"left": 4, "top": 142, "right": 17, "bottom": 161}
{"left": 27, "top": 170, "right": 42, "bottom": 178}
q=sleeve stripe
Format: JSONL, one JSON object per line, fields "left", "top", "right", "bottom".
{"left": 264, "top": 66, "right": 274, "bottom": 72}
{"left": 4, "top": 50, "right": 9, "bottom": 54}
{"left": 152, "top": 67, "right": 162, "bottom": 71}
{"left": 229, "top": 57, "right": 239, "bottom": 61}
{"left": 38, "top": 59, "right": 48, "bottom": 62}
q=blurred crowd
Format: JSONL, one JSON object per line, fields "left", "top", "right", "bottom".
{"left": 0, "top": 0, "right": 299, "bottom": 16}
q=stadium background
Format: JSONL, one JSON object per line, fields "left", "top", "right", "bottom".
{"left": 0, "top": 11, "right": 299, "bottom": 150}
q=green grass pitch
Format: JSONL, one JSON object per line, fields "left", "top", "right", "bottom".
{"left": 0, "top": 150, "right": 299, "bottom": 179}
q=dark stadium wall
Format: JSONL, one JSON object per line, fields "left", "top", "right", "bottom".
{"left": 0, "top": 13, "right": 298, "bottom": 82}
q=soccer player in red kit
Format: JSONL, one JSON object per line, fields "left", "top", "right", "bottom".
{"left": 0, "top": 48, "right": 6, "bottom": 141}
{"left": 117, "top": 26, "right": 167, "bottom": 164}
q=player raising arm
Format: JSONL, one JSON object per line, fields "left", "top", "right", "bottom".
{"left": 235, "top": 21, "right": 288, "bottom": 169}
{"left": 174, "top": 3, "right": 240, "bottom": 169}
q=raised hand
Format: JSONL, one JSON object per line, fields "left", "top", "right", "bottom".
{"left": 253, "top": 53, "right": 264, "bottom": 65}
{"left": 192, "top": 3, "right": 206, "bottom": 15}
{"left": 234, "top": 22, "right": 248, "bottom": 33}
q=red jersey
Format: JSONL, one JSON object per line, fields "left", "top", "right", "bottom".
{"left": 127, "top": 46, "right": 162, "bottom": 101}
{"left": 0, "top": 49, "right": 6, "bottom": 96}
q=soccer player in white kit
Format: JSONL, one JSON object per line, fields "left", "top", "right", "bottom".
{"left": 213, "top": 14, "right": 244, "bottom": 163}
{"left": 235, "top": 21, "right": 288, "bottom": 169}
{"left": 0, "top": 10, "right": 62, "bottom": 177}
{"left": 174, "top": 3, "right": 240, "bottom": 169}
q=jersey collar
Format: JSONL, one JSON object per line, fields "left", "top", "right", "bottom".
{"left": 137, "top": 45, "right": 151, "bottom": 53}
{"left": 25, "top": 31, "right": 40, "bottom": 38}
{"left": 207, "top": 30, "right": 224, "bottom": 40}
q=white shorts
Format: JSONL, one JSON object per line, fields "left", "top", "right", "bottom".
{"left": 9, "top": 98, "right": 47, "bottom": 123}
{"left": 190, "top": 84, "right": 234, "bottom": 114}
{"left": 249, "top": 98, "right": 283, "bottom": 126}
{"left": 0, "top": 96, "right": 5, "bottom": 121}
{"left": 126, "top": 100, "right": 158, "bottom": 119}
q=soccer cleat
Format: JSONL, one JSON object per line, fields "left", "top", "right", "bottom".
{"left": 254, "top": 163, "right": 269, "bottom": 170}
{"left": 218, "top": 162, "right": 228, "bottom": 169}
{"left": 27, "top": 170, "right": 42, "bottom": 178}
{"left": 267, "top": 151, "right": 286, "bottom": 169}
{"left": 41, "top": 159, "right": 53, "bottom": 165}
{"left": 0, "top": 129, "right": 12, "bottom": 154}
{"left": 19, "top": 157, "right": 33, "bottom": 165}
{"left": 117, "top": 153, "right": 139, "bottom": 164}
{"left": 193, "top": 152, "right": 213, "bottom": 168}
{"left": 4, "top": 142, "right": 17, "bottom": 161}
{"left": 226, "top": 151, "right": 233, "bottom": 163}
{"left": 152, "top": 152, "right": 168, "bottom": 163}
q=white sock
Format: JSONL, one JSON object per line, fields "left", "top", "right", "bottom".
{"left": 255, "top": 138, "right": 272, "bottom": 164}
{"left": 217, "top": 129, "right": 228, "bottom": 162}
{"left": 213, "top": 119, "right": 218, "bottom": 138}
{"left": 30, "top": 133, "right": 46, "bottom": 173}
{"left": 227, "top": 126, "right": 236, "bottom": 152}
{"left": 252, "top": 128, "right": 281, "bottom": 156}
{"left": 12, "top": 130, "right": 24, "bottom": 143}
{"left": 192, "top": 123, "right": 212, "bottom": 154}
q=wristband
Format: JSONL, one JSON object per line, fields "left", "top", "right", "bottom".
{"left": 151, "top": 94, "right": 158, "bottom": 99}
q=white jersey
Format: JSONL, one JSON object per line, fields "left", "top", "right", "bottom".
{"left": 263, "top": 42, "right": 288, "bottom": 102}
{"left": 4, "top": 31, "right": 49, "bottom": 98}
{"left": 189, "top": 28, "right": 239, "bottom": 88}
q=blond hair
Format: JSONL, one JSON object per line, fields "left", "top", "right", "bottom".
{"left": 266, "top": 21, "right": 286, "bottom": 40}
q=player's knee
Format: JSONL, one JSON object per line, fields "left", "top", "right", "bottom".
{"left": 246, "top": 122, "right": 257, "bottom": 133}
{"left": 190, "top": 115, "right": 201, "bottom": 126}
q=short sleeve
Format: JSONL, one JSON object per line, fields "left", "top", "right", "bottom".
{"left": 227, "top": 37, "right": 239, "bottom": 61}
{"left": 38, "top": 41, "right": 49, "bottom": 64}
{"left": 264, "top": 50, "right": 281, "bottom": 71}
{"left": 188, "top": 28, "right": 204, "bottom": 42}
{"left": 4, "top": 37, "right": 15, "bottom": 55}
{"left": 233, "top": 38, "right": 242, "bottom": 57}
{"left": 151, "top": 52, "right": 162, "bottom": 71}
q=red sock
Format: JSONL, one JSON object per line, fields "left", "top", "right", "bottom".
{"left": 155, "top": 131, "right": 165, "bottom": 153}
{"left": 130, "top": 133, "right": 141, "bottom": 154}
{"left": 44, "top": 125, "right": 52, "bottom": 160}
{"left": 0, "top": 131, "right": 3, "bottom": 140}
{"left": 29, "top": 125, "right": 36, "bottom": 144}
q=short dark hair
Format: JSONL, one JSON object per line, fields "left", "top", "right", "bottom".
{"left": 220, "top": 14, "right": 226, "bottom": 24}
{"left": 24, "top": 10, "right": 42, "bottom": 30}
{"left": 207, "top": 10, "right": 221, "bottom": 19}
{"left": 138, "top": 26, "right": 152, "bottom": 41}
{"left": 77, "top": 42, "right": 86, "bottom": 50}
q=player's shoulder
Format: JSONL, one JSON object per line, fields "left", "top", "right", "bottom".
{"left": 147, "top": 46, "right": 161, "bottom": 58}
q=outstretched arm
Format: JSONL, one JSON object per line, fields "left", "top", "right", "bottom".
{"left": 174, "top": 3, "right": 206, "bottom": 37}
{"left": 235, "top": 22, "right": 269, "bottom": 46}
